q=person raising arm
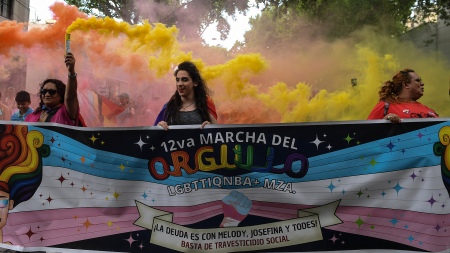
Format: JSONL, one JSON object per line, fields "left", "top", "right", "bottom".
{"left": 25, "top": 52, "right": 84, "bottom": 126}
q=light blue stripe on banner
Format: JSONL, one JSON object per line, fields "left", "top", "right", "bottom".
{"left": 28, "top": 121, "right": 450, "bottom": 186}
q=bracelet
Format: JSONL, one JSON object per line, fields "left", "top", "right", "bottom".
{"left": 68, "top": 72, "right": 77, "bottom": 79}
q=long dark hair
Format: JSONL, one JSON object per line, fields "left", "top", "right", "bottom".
{"left": 378, "top": 68, "right": 414, "bottom": 102}
{"left": 35, "top": 79, "right": 66, "bottom": 113}
{"left": 165, "top": 61, "right": 212, "bottom": 124}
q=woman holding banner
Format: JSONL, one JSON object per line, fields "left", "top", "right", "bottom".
{"left": 367, "top": 68, "right": 438, "bottom": 123}
{"left": 26, "top": 53, "right": 85, "bottom": 126}
{"left": 155, "top": 61, "right": 218, "bottom": 130}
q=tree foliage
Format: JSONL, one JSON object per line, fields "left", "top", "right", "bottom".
{"left": 63, "top": 0, "right": 250, "bottom": 41}
{"left": 249, "top": 0, "right": 450, "bottom": 41}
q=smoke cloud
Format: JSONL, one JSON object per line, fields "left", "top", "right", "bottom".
{"left": 0, "top": 2, "right": 448, "bottom": 126}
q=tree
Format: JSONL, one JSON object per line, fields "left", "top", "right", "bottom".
{"left": 63, "top": 0, "right": 251, "bottom": 41}
{"left": 250, "top": 0, "right": 450, "bottom": 41}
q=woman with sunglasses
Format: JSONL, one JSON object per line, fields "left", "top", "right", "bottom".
{"left": 368, "top": 68, "right": 438, "bottom": 123}
{"left": 25, "top": 53, "right": 85, "bottom": 126}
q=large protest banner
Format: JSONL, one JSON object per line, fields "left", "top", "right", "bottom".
{"left": 0, "top": 119, "right": 450, "bottom": 253}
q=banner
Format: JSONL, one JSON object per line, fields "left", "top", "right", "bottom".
{"left": 0, "top": 119, "right": 450, "bottom": 253}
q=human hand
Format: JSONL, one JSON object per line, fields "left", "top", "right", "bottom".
{"left": 65, "top": 52, "right": 76, "bottom": 73}
{"left": 157, "top": 121, "right": 169, "bottom": 130}
{"left": 220, "top": 190, "right": 252, "bottom": 227}
{"left": 200, "top": 121, "right": 211, "bottom": 129}
{"left": 384, "top": 113, "right": 401, "bottom": 123}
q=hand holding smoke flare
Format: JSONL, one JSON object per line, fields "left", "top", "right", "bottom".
{"left": 65, "top": 33, "right": 71, "bottom": 68}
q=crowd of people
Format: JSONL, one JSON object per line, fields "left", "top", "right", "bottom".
{"left": 0, "top": 52, "right": 440, "bottom": 127}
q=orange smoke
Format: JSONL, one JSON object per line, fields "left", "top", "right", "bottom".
{"left": 1, "top": 2, "right": 448, "bottom": 126}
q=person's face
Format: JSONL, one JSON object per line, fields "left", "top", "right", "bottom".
{"left": 119, "top": 97, "right": 129, "bottom": 106}
{"left": 176, "top": 70, "right": 197, "bottom": 98}
{"left": 0, "top": 191, "right": 14, "bottom": 229}
{"left": 407, "top": 72, "right": 424, "bottom": 100}
{"left": 16, "top": 101, "right": 30, "bottom": 114}
{"left": 41, "top": 82, "right": 62, "bottom": 108}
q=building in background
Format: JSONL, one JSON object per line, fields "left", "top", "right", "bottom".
{"left": 0, "top": 0, "right": 30, "bottom": 100}
{"left": 0, "top": 0, "right": 29, "bottom": 23}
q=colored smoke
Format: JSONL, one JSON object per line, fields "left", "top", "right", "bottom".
{"left": 0, "top": 2, "right": 448, "bottom": 126}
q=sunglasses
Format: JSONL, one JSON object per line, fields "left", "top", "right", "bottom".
{"left": 40, "top": 89, "right": 58, "bottom": 96}
{"left": 0, "top": 198, "right": 9, "bottom": 208}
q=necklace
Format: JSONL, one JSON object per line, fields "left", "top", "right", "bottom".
{"left": 181, "top": 100, "right": 195, "bottom": 111}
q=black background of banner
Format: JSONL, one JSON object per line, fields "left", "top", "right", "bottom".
{"left": 31, "top": 119, "right": 446, "bottom": 252}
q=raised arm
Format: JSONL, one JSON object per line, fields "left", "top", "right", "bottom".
{"left": 64, "top": 53, "right": 79, "bottom": 120}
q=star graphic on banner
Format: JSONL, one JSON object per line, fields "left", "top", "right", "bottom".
{"left": 119, "top": 163, "right": 126, "bottom": 171}
{"left": 125, "top": 233, "right": 137, "bottom": 247}
{"left": 357, "top": 190, "right": 364, "bottom": 198}
{"left": 57, "top": 174, "right": 66, "bottom": 185}
{"left": 46, "top": 196, "right": 53, "bottom": 204}
{"left": 80, "top": 155, "right": 86, "bottom": 164}
{"left": 107, "top": 221, "right": 113, "bottom": 227}
{"left": 428, "top": 195, "right": 437, "bottom": 207}
{"left": 329, "top": 234, "right": 338, "bottom": 244}
{"left": 89, "top": 134, "right": 98, "bottom": 144}
{"left": 81, "top": 185, "right": 87, "bottom": 192}
{"left": 390, "top": 217, "right": 398, "bottom": 226}
{"left": 310, "top": 134, "right": 325, "bottom": 150}
{"left": 150, "top": 145, "right": 155, "bottom": 151}
{"left": 25, "top": 227, "right": 36, "bottom": 240}
{"left": 141, "top": 192, "right": 148, "bottom": 199}
{"left": 50, "top": 137, "right": 55, "bottom": 144}
{"left": 417, "top": 131, "right": 424, "bottom": 139}
{"left": 410, "top": 172, "right": 417, "bottom": 180}
{"left": 435, "top": 223, "right": 441, "bottom": 232}
{"left": 393, "top": 182, "right": 403, "bottom": 195}
{"left": 369, "top": 158, "right": 377, "bottom": 168}
{"left": 327, "top": 181, "right": 336, "bottom": 193}
{"left": 135, "top": 135, "right": 147, "bottom": 151}
{"left": 386, "top": 140, "right": 395, "bottom": 151}
{"left": 344, "top": 133, "right": 354, "bottom": 145}
{"left": 113, "top": 191, "right": 120, "bottom": 200}
{"left": 83, "top": 218, "right": 92, "bottom": 231}
{"left": 355, "top": 217, "right": 364, "bottom": 228}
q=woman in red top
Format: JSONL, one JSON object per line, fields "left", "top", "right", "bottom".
{"left": 367, "top": 68, "right": 438, "bottom": 123}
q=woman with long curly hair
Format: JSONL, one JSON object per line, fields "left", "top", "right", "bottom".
{"left": 155, "top": 61, "right": 218, "bottom": 130}
{"left": 368, "top": 68, "right": 438, "bottom": 123}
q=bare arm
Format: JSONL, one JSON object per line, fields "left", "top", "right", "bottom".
{"left": 200, "top": 113, "right": 218, "bottom": 128}
{"left": 64, "top": 53, "right": 79, "bottom": 120}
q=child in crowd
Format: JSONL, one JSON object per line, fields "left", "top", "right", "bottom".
{"left": 11, "top": 91, "right": 34, "bottom": 122}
